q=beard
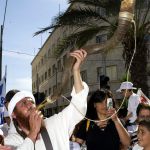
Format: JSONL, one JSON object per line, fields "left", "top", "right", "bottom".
{"left": 13, "top": 112, "right": 45, "bottom": 136}
{"left": 15, "top": 113, "right": 30, "bottom": 130}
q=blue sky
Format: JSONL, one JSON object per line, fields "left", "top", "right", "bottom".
{"left": 0, "top": 0, "right": 69, "bottom": 92}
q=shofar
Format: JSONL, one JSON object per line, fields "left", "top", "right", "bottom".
{"left": 39, "top": 0, "right": 136, "bottom": 108}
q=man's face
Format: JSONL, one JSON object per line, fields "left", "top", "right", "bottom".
{"left": 138, "top": 109, "right": 150, "bottom": 122}
{"left": 13, "top": 97, "right": 35, "bottom": 127}
{"left": 137, "top": 125, "right": 150, "bottom": 148}
{"left": 121, "top": 89, "right": 131, "bottom": 98}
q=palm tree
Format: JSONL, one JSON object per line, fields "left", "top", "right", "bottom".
{"left": 122, "top": 0, "right": 150, "bottom": 95}
{"left": 35, "top": 0, "right": 150, "bottom": 99}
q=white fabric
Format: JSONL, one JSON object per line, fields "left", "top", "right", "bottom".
{"left": 0, "top": 128, "right": 3, "bottom": 135}
{"left": 132, "top": 144, "right": 143, "bottom": 150}
{"left": 4, "top": 106, "right": 9, "bottom": 117}
{"left": 128, "top": 93, "right": 140, "bottom": 123}
{"left": 4, "top": 82, "right": 89, "bottom": 150}
{"left": 70, "top": 141, "right": 81, "bottom": 150}
{"left": 116, "top": 81, "right": 136, "bottom": 92}
{"left": 8, "top": 91, "right": 35, "bottom": 116}
{"left": 0, "top": 123, "right": 9, "bottom": 136}
{"left": 8, "top": 120, "right": 16, "bottom": 134}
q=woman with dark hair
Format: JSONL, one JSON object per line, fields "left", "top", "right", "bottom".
{"left": 76, "top": 89, "right": 130, "bottom": 150}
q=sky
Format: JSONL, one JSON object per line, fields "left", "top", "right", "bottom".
{"left": 0, "top": 0, "right": 69, "bottom": 92}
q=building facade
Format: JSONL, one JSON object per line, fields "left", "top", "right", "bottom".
{"left": 31, "top": 3, "right": 150, "bottom": 117}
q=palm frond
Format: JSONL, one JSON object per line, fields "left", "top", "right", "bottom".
{"left": 53, "top": 25, "right": 110, "bottom": 57}
{"left": 34, "top": 24, "right": 61, "bottom": 36}
{"left": 54, "top": 7, "right": 115, "bottom": 26}
{"left": 68, "top": 0, "right": 121, "bottom": 11}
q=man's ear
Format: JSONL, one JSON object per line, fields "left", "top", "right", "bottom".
{"left": 11, "top": 112, "right": 16, "bottom": 119}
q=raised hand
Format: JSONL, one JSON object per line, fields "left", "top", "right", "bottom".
{"left": 70, "top": 49, "right": 87, "bottom": 72}
{"left": 28, "top": 109, "right": 43, "bottom": 142}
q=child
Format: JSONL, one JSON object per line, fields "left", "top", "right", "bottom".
{"left": 135, "top": 119, "right": 150, "bottom": 150}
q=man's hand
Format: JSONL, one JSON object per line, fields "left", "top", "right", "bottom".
{"left": 70, "top": 49, "right": 87, "bottom": 72}
{"left": 107, "top": 108, "right": 119, "bottom": 122}
{"left": 70, "top": 49, "right": 87, "bottom": 93}
{"left": 28, "top": 109, "right": 43, "bottom": 142}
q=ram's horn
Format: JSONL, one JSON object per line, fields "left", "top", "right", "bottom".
{"left": 41, "top": 0, "right": 136, "bottom": 108}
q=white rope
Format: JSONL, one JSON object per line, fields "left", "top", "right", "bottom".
{"left": 61, "top": 19, "right": 137, "bottom": 123}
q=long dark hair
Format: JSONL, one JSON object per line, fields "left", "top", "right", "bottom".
{"left": 86, "top": 89, "right": 115, "bottom": 120}
{"left": 86, "top": 90, "right": 107, "bottom": 120}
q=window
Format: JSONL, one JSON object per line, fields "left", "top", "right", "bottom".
{"left": 106, "top": 65, "right": 117, "bottom": 80}
{"left": 57, "top": 59, "right": 61, "bottom": 71}
{"left": 96, "top": 34, "right": 107, "bottom": 43}
{"left": 49, "top": 88, "right": 51, "bottom": 95}
{"left": 45, "top": 90, "right": 47, "bottom": 96}
{"left": 97, "top": 67, "right": 104, "bottom": 81}
{"left": 53, "top": 85, "right": 57, "bottom": 93}
{"left": 70, "top": 75, "right": 74, "bottom": 89}
{"left": 48, "top": 48, "right": 51, "bottom": 57}
{"left": 41, "top": 58, "right": 44, "bottom": 65}
{"left": 38, "top": 77, "right": 41, "bottom": 85}
{"left": 42, "top": 75, "right": 44, "bottom": 82}
{"left": 81, "top": 70, "right": 87, "bottom": 82}
{"left": 44, "top": 54, "right": 47, "bottom": 63}
{"left": 45, "top": 71, "right": 47, "bottom": 80}
{"left": 52, "top": 64, "right": 56, "bottom": 75}
{"left": 48, "top": 68, "right": 51, "bottom": 77}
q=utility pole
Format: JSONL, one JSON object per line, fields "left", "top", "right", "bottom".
{"left": 0, "top": 25, "right": 3, "bottom": 80}
{"left": 0, "top": 0, "right": 8, "bottom": 80}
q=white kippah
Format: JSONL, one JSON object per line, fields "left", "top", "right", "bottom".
{"left": 8, "top": 91, "right": 35, "bottom": 116}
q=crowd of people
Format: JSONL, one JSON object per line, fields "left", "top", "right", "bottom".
{"left": 0, "top": 49, "right": 150, "bottom": 150}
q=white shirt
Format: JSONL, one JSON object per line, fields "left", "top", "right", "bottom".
{"left": 132, "top": 144, "right": 143, "bottom": 150}
{"left": 4, "top": 82, "right": 89, "bottom": 150}
{"left": 128, "top": 93, "right": 140, "bottom": 123}
{"left": 70, "top": 141, "right": 81, "bottom": 150}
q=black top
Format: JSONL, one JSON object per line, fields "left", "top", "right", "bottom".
{"left": 76, "top": 120, "right": 120, "bottom": 150}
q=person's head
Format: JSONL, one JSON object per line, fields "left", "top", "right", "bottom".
{"left": 136, "top": 103, "right": 150, "bottom": 122}
{"left": 86, "top": 89, "right": 114, "bottom": 119}
{"left": 8, "top": 91, "right": 36, "bottom": 129}
{"left": 5, "top": 89, "right": 20, "bottom": 109}
{"left": 137, "top": 119, "right": 150, "bottom": 149}
{"left": 116, "top": 81, "right": 136, "bottom": 98}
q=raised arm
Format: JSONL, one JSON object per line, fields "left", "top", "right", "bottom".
{"left": 70, "top": 49, "right": 87, "bottom": 93}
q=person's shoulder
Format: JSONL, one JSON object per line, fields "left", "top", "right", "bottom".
{"left": 130, "top": 93, "right": 140, "bottom": 100}
{"left": 132, "top": 143, "right": 143, "bottom": 150}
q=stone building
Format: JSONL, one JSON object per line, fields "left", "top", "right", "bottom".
{"left": 31, "top": 3, "right": 150, "bottom": 117}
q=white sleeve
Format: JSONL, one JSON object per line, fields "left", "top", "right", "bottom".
{"left": 128, "top": 95, "right": 140, "bottom": 113}
{"left": 48, "top": 82, "right": 89, "bottom": 137}
{"left": 5, "top": 134, "right": 34, "bottom": 150}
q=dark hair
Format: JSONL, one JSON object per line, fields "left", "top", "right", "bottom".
{"left": 5, "top": 89, "right": 20, "bottom": 103}
{"left": 139, "top": 119, "right": 150, "bottom": 132}
{"left": 136, "top": 103, "right": 150, "bottom": 116}
{"left": 86, "top": 89, "right": 108, "bottom": 120}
